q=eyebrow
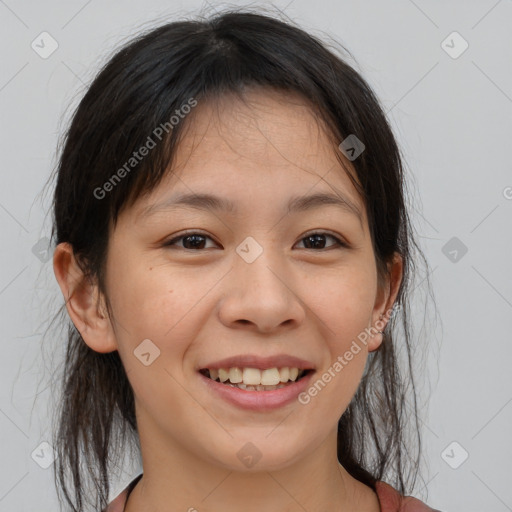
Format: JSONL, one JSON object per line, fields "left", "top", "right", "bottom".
{"left": 139, "top": 191, "right": 363, "bottom": 223}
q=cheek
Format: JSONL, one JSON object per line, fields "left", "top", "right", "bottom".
{"left": 301, "top": 274, "right": 372, "bottom": 417}
{"left": 306, "top": 263, "right": 376, "bottom": 343}
{"left": 106, "top": 255, "right": 215, "bottom": 366}
{"left": 108, "top": 270, "right": 197, "bottom": 405}
{"left": 301, "top": 262, "right": 376, "bottom": 405}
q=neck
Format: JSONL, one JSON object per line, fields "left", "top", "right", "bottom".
{"left": 124, "top": 420, "right": 380, "bottom": 512}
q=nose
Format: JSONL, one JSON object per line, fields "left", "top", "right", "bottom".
{"left": 218, "top": 250, "right": 305, "bottom": 333}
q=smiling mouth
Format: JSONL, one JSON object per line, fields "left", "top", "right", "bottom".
{"left": 199, "top": 367, "right": 314, "bottom": 391}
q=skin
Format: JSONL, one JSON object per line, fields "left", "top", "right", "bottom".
{"left": 54, "top": 88, "right": 402, "bottom": 512}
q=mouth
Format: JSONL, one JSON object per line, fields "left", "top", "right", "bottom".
{"left": 198, "top": 367, "right": 314, "bottom": 392}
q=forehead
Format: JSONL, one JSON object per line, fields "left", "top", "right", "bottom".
{"left": 175, "top": 89, "right": 345, "bottom": 174}
{"left": 133, "top": 88, "right": 365, "bottom": 223}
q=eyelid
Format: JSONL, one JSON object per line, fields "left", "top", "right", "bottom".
{"left": 164, "top": 229, "right": 219, "bottom": 248}
{"left": 163, "top": 229, "right": 349, "bottom": 250}
{"left": 296, "top": 230, "right": 349, "bottom": 249}
{"left": 300, "top": 229, "right": 348, "bottom": 245}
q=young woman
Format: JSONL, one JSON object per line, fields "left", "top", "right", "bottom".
{"left": 49, "top": 9, "right": 440, "bottom": 512}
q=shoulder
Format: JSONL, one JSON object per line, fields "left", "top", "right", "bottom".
{"left": 375, "top": 481, "right": 442, "bottom": 512}
{"left": 104, "top": 476, "right": 442, "bottom": 512}
{"left": 103, "top": 474, "right": 142, "bottom": 512}
{"left": 103, "top": 489, "right": 128, "bottom": 512}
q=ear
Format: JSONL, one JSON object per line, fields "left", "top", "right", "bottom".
{"left": 53, "top": 242, "right": 118, "bottom": 353}
{"left": 367, "top": 252, "right": 403, "bottom": 352}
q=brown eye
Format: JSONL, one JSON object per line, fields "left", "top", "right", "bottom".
{"left": 296, "top": 232, "right": 347, "bottom": 250}
{"left": 163, "top": 231, "right": 347, "bottom": 252}
{"left": 164, "top": 232, "right": 218, "bottom": 250}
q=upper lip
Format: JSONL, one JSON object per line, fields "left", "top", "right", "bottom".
{"left": 198, "top": 354, "right": 316, "bottom": 371}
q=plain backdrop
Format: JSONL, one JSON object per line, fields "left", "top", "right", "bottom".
{"left": 1, "top": 1, "right": 511, "bottom": 511}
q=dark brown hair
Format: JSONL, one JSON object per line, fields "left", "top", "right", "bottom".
{"left": 46, "top": 8, "right": 434, "bottom": 511}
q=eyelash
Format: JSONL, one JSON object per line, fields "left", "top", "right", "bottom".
{"left": 162, "top": 230, "right": 348, "bottom": 251}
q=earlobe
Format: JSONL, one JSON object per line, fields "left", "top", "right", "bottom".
{"left": 53, "top": 242, "right": 118, "bottom": 353}
{"left": 367, "top": 322, "right": 385, "bottom": 353}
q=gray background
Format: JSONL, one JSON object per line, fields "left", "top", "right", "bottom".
{"left": 1, "top": 0, "right": 511, "bottom": 511}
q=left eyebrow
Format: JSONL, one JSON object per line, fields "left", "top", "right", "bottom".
{"left": 138, "top": 191, "right": 363, "bottom": 223}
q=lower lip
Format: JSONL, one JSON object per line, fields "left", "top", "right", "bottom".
{"left": 198, "top": 371, "right": 315, "bottom": 411}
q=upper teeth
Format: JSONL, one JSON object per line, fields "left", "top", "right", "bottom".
{"left": 208, "top": 367, "right": 305, "bottom": 386}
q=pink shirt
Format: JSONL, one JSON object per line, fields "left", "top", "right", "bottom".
{"left": 104, "top": 474, "right": 440, "bottom": 511}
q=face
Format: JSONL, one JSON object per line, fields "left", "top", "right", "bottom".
{"left": 94, "top": 89, "right": 396, "bottom": 472}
